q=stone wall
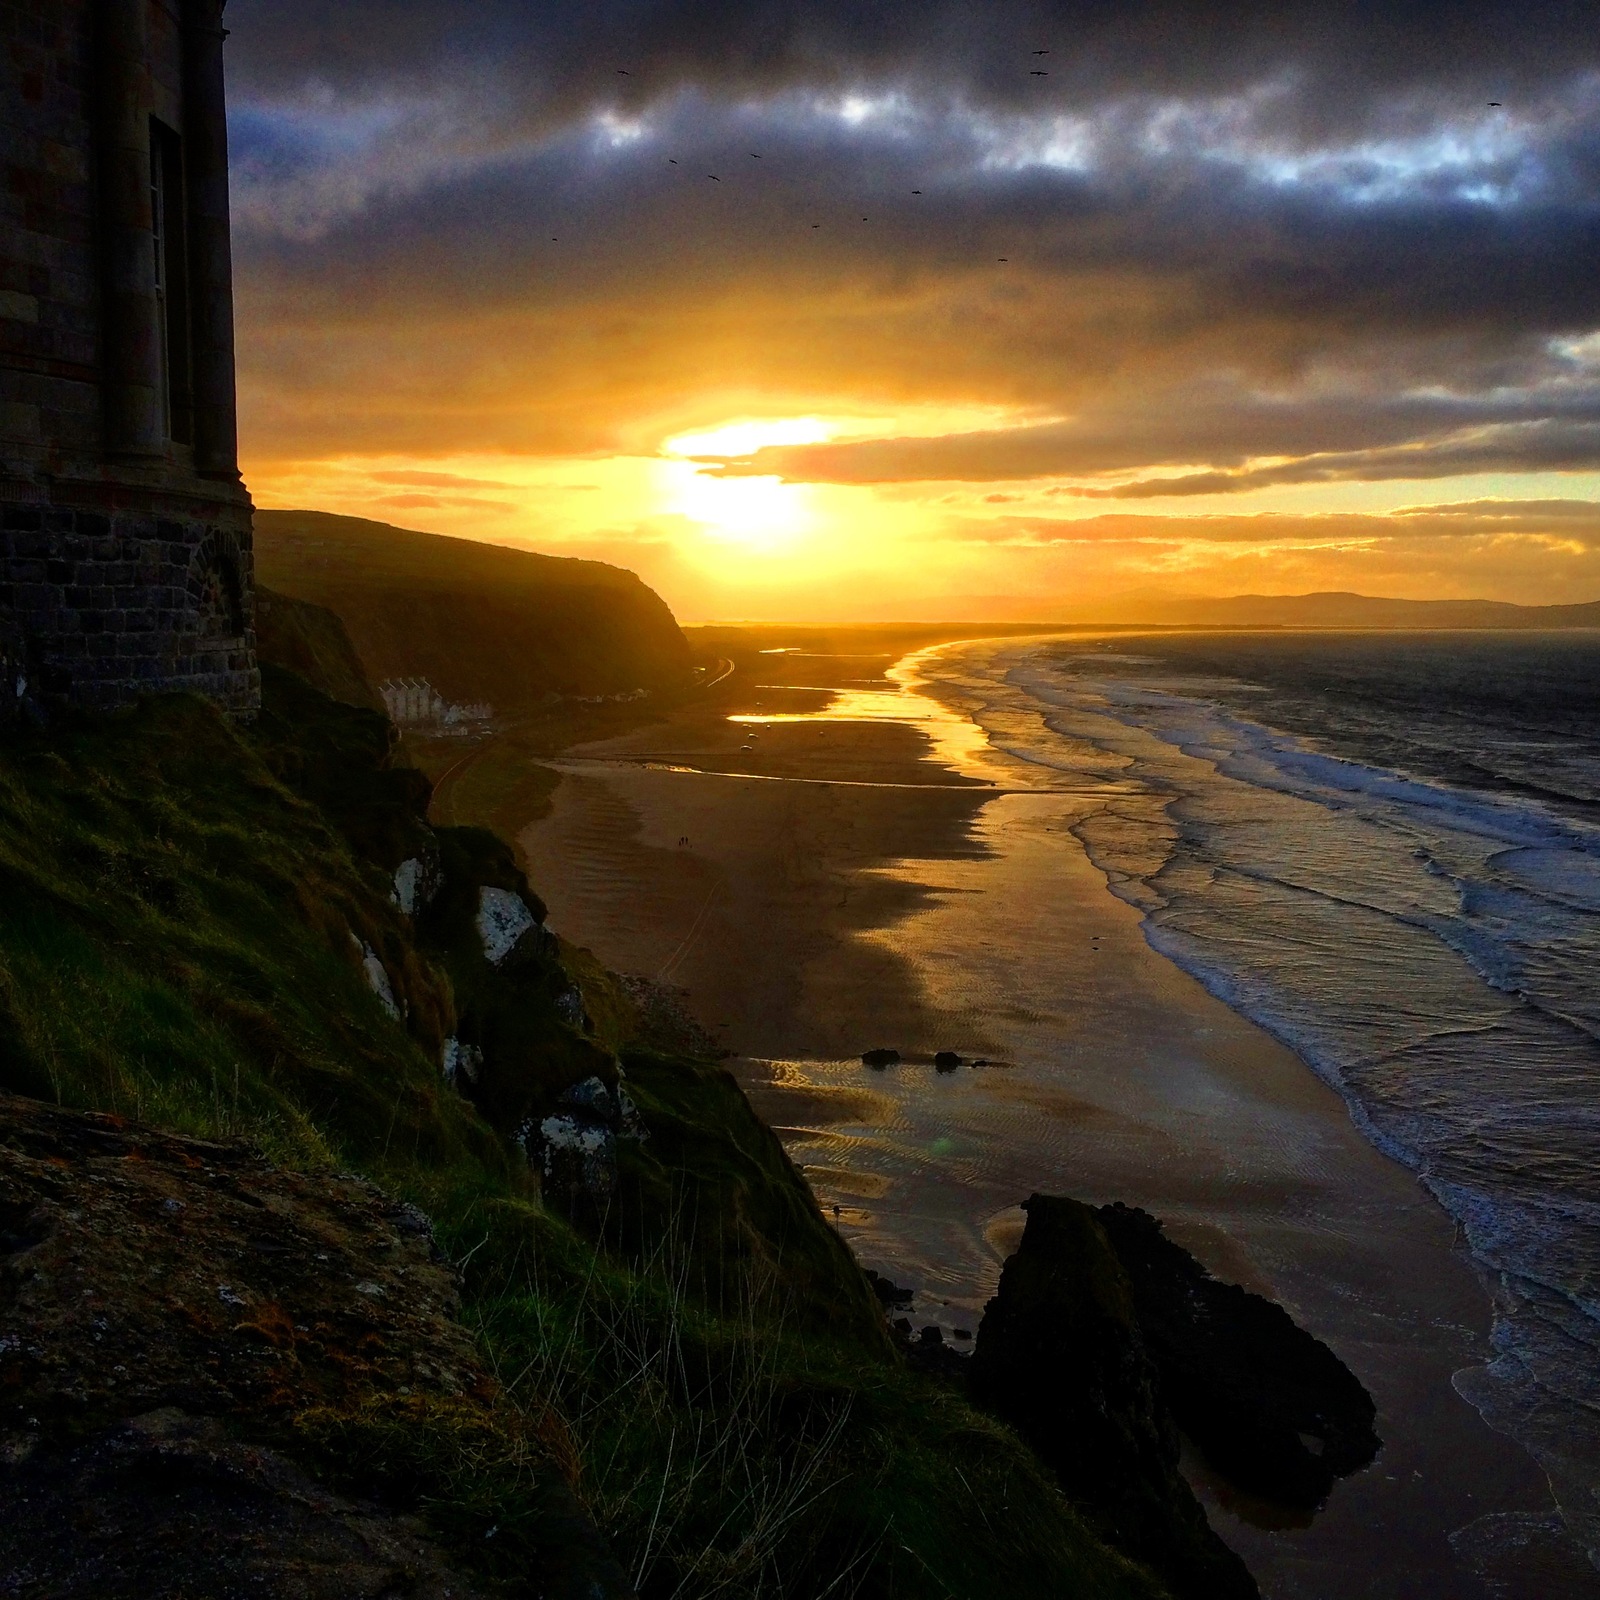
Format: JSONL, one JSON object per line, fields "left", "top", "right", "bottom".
{"left": 0, "top": 496, "right": 257, "bottom": 718}
{"left": 1, "top": 0, "right": 260, "bottom": 719}
{"left": 0, "top": 0, "right": 101, "bottom": 477}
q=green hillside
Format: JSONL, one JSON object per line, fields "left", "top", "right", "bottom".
{"left": 0, "top": 671, "right": 1169, "bottom": 1600}
{"left": 254, "top": 510, "right": 695, "bottom": 711}
{"left": 255, "top": 584, "right": 382, "bottom": 711}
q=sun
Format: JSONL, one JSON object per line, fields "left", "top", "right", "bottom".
{"left": 656, "top": 463, "right": 814, "bottom": 553}
{"left": 658, "top": 418, "right": 830, "bottom": 554}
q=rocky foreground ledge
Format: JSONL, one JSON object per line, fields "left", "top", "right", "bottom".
{"left": 0, "top": 1087, "right": 1386, "bottom": 1600}
{"left": 0, "top": 1093, "right": 631, "bottom": 1600}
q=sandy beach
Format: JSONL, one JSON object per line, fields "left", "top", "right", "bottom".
{"left": 519, "top": 634, "right": 1590, "bottom": 1599}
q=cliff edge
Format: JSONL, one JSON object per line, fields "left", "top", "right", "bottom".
{"left": 254, "top": 510, "right": 694, "bottom": 711}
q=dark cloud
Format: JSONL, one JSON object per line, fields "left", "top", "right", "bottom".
{"left": 1071, "top": 423, "right": 1600, "bottom": 497}
{"left": 225, "top": 2, "right": 1600, "bottom": 485}
{"left": 227, "top": 1, "right": 1600, "bottom": 136}
{"left": 717, "top": 387, "right": 1600, "bottom": 487}
{"left": 948, "top": 498, "right": 1600, "bottom": 546}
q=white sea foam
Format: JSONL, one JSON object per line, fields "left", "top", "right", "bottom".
{"left": 927, "top": 633, "right": 1600, "bottom": 1565}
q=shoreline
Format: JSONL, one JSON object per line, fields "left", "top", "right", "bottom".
{"left": 519, "top": 631, "right": 1588, "bottom": 1598}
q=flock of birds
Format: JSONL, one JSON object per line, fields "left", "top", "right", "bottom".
{"left": 543, "top": 49, "right": 1071, "bottom": 256}
{"left": 545, "top": 58, "right": 1510, "bottom": 250}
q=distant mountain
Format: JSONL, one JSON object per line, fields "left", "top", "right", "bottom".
{"left": 1101, "top": 590, "right": 1600, "bottom": 629}
{"left": 253, "top": 511, "right": 694, "bottom": 712}
{"left": 862, "top": 588, "right": 1600, "bottom": 630}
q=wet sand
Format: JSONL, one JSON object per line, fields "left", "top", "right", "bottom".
{"left": 519, "top": 640, "right": 1589, "bottom": 1599}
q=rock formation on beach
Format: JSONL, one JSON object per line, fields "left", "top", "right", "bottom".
{"left": 970, "top": 1194, "right": 1262, "bottom": 1600}
{"left": 968, "top": 1192, "right": 1384, "bottom": 1597}
{"left": 1094, "top": 1200, "right": 1381, "bottom": 1506}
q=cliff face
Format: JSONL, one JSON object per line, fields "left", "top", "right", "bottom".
{"left": 254, "top": 510, "right": 694, "bottom": 710}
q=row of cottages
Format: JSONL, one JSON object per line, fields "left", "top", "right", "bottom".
{"left": 379, "top": 677, "right": 493, "bottom": 729}
{"left": 1, "top": 0, "right": 258, "bottom": 719}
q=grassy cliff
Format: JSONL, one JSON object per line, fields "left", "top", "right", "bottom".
{"left": 255, "top": 584, "right": 383, "bottom": 711}
{"left": 254, "top": 510, "right": 695, "bottom": 711}
{"left": 0, "top": 672, "right": 1168, "bottom": 1600}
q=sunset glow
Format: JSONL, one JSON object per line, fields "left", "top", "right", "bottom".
{"left": 228, "top": 3, "right": 1600, "bottom": 618}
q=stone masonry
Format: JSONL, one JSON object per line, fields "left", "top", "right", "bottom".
{"left": 1, "top": 0, "right": 258, "bottom": 719}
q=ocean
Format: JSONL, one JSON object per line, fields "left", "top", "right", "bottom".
{"left": 529, "top": 620, "right": 1600, "bottom": 1590}
{"left": 913, "top": 629, "right": 1600, "bottom": 1572}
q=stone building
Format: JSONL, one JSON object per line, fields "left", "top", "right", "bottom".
{"left": 0, "top": 0, "right": 258, "bottom": 719}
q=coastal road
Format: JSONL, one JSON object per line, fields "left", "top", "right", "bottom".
{"left": 427, "top": 726, "right": 519, "bottom": 827}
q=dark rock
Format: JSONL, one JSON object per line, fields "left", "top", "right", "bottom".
{"left": 1095, "top": 1202, "right": 1380, "bottom": 1507}
{"left": 889, "top": 1317, "right": 971, "bottom": 1381}
{"left": 934, "top": 1050, "right": 962, "bottom": 1071}
{"left": 969, "top": 1194, "right": 1258, "bottom": 1600}
{"left": 864, "top": 1267, "right": 914, "bottom": 1309}
{"left": 861, "top": 1048, "right": 900, "bottom": 1068}
{"left": 0, "top": 1094, "right": 636, "bottom": 1600}
{"left": 0, "top": 1411, "right": 492, "bottom": 1600}
{"left": 952, "top": 1326, "right": 972, "bottom": 1341}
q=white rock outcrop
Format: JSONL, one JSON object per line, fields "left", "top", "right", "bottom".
{"left": 391, "top": 857, "right": 425, "bottom": 916}
{"left": 350, "top": 932, "right": 399, "bottom": 1020}
{"left": 441, "top": 1037, "right": 483, "bottom": 1085}
{"left": 475, "top": 886, "right": 537, "bottom": 966}
{"left": 535, "top": 1112, "right": 616, "bottom": 1193}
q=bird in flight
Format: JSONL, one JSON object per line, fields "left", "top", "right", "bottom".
{"left": 708, "top": 173, "right": 721, "bottom": 181}
{"left": 1031, "top": 69, "right": 1049, "bottom": 75}
{"left": 1488, "top": 100, "right": 1502, "bottom": 106}
{"left": 668, "top": 158, "right": 678, "bottom": 165}
{"left": 1032, "top": 49, "right": 1049, "bottom": 55}
{"left": 751, "top": 152, "right": 762, "bottom": 158}
{"left": 912, "top": 189, "right": 922, "bottom": 194}
{"left": 616, "top": 68, "right": 631, "bottom": 75}
{"left": 997, "top": 257, "right": 1008, "bottom": 262}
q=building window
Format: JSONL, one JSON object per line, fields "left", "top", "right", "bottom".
{"left": 150, "top": 119, "right": 193, "bottom": 447}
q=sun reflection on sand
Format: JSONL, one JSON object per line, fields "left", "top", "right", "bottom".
{"left": 727, "top": 639, "right": 1015, "bottom": 776}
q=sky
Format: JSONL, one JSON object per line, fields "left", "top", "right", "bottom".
{"left": 226, "top": 1, "right": 1600, "bottom": 619}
